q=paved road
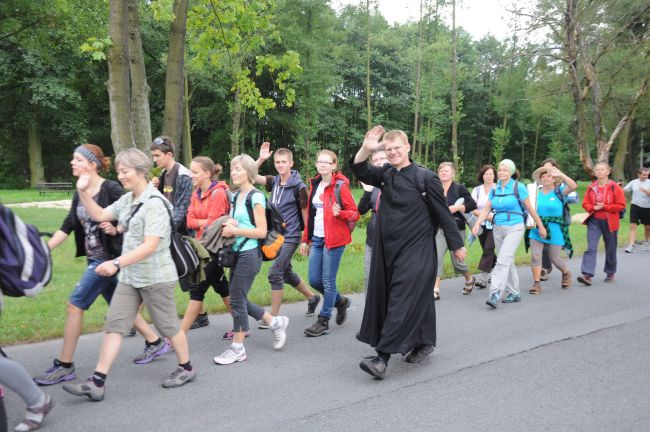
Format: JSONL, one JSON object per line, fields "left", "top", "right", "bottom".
{"left": 3, "top": 250, "right": 650, "bottom": 432}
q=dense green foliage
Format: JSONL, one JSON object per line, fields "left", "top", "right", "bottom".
{"left": 1, "top": 0, "right": 648, "bottom": 188}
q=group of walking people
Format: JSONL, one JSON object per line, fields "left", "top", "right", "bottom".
{"left": 2, "top": 126, "right": 649, "bottom": 431}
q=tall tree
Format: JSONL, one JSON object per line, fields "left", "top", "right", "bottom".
{"left": 162, "top": 0, "right": 190, "bottom": 154}
{"left": 127, "top": 0, "right": 152, "bottom": 149}
{"left": 449, "top": 0, "right": 460, "bottom": 173}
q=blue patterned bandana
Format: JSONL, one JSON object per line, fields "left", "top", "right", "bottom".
{"left": 75, "top": 145, "right": 102, "bottom": 167}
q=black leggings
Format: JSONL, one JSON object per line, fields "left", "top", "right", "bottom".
{"left": 189, "top": 258, "right": 229, "bottom": 302}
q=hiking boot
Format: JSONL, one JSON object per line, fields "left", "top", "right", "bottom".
{"left": 335, "top": 296, "right": 351, "bottom": 325}
{"left": 162, "top": 366, "right": 196, "bottom": 388}
{"left": 486, "top": 292, "right": 499, "bottom": 308}
{"left": 214, "top": 345, "right": 247, "bottom": 365}
{"left": 540, "top": 268, "right": 550, "bottom": 281}
{"left": 14, "top": 394, "right": 53, "bottom": 432}
{"left": 305, "top": 294, "right": 321, "bottom": 317}
{"left": 577, "top": 274, "right": 592, "bottom": 286}
{"left": 258, "top": 319, "right": 270, "bottom": 329}
{"left": 529, "top": 281, "right": 542, "bottom": 295}
{"left": 33, "top": 360, "right": 76, "bottom": 386}
{"left": 133, "top": 338, "right": 171, "bottom": 365}
{"left": 405, "top": 344, "right": 434, "bottom": 363}
{"left": 221, "top": 330, "right": 250, "bottom": 340}
{"left": 270, "top": 316, "right": 289, "bottom": 349}
{"left": 604, "top": 273, "right": 615, "bottom": 283}
{"left": 304, "top": 316, "right": 330, "bottom": 337}
{"left": 62, "top": 378, "right": 105, "bottom": 401}
{"left": 561, "top": 270, "right": 572, "bottom": 288}
{"left": 502, "top": 293, "right": 521, "bottom": 303}
{"left": 624, "top": 244, "right": 635, "bottom": 253}
{"left": 189, "top": 313, "right": 209, "bottom": 330}
{"left": 359, "top": 356, "right": 387, "bottom": 380}
{"left": 474, "top": 279, "right": 487, "bottom": 289}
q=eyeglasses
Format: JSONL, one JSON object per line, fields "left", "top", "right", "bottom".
{"left": 317, "top": 160, "right": 334, "bottom": 165}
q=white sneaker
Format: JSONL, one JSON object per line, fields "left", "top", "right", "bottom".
{"left": 258, "top": 320, "right": 270, "bottom": 329}
{"left": 214, "top": 345, "right": 247, "bottom": 365}
{"left": 644, "top": 241, "right": 650, "bottom": 251}
{"left": 625, "top": 244, "right": 635, "bottom": 253}
{"left": 270, "top": 316, "right": 289, "bottom": 350}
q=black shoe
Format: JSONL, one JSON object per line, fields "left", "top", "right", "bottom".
{"left": 335, "top": 296, "right": 351, "bottom": 325}
{"left": 405, "top": 344, "right": 434, "bottom": 363}
{"left": 304, "top": 316, "right": 330, "bottom": 337}
{"left": 127, "top": 327, "right": 137, "bottom": 337}
{"left": 305, "top": 294, "right": 321, "bottom": 317}
{"left": 359, "top": 356, "right": 386, "bottom": 380}
{"left": 189, "top": 313, "right": 210, "bottom": 330}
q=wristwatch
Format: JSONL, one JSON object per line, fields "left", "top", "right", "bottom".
{"left": 112, "top": 259, "right": 121, "bottom": 269}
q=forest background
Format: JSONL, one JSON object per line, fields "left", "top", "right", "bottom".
{"left": 0, "top": 0, "right": 648, "bottom": 188}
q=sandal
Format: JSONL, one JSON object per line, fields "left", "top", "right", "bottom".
{"left": 529, "top": 281, "right": 542, "bottom": 294}
{"left": 14, "top": 394, "right": 53, "bottom": 432}
{"left": 462, "top": 277, "right": 475, "bottom": 295}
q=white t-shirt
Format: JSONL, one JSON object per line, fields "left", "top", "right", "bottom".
{"left": 471, "top": 184, "right": 495, "bottom": 228}
{"left": 312, "top": 182, "right": 326, "bottom": 237}
{"left": 623, "top": 178, "right": 650, "bottom": 208}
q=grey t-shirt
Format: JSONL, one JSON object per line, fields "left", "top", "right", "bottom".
{"left": 623, "top": 178, "right": 650, "bottom": 208}
{"left": 76, "top": 194, "right": 111, "bottom": 261}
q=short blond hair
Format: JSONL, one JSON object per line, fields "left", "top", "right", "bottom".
{"left": 231, "top": 154, "right": 258, "bottom": 184}
{"left": 274, "top": 148, "right": 293, "bottom": 161}
{"left": 382, "top": 130, "right": 409, "bottom": 145}
{"left": 437, "top": 161, "right": 455, "bottom": 173}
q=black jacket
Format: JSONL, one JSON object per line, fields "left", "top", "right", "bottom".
{"left": 60, "top": 180, "right": 125, "bottom": 258}
{"left": 445, "top": 182, "right": 477, "bottom": 231}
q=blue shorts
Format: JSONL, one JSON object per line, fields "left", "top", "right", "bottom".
{"left": 69, "top": 259, "right": 117, "bottom": 310}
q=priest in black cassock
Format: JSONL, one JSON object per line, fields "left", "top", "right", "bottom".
{"left": 350, "top": 126, "right": 466, "bottom": 380}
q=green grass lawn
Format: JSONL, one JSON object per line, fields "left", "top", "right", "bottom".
{"left": 0, "top": 182, "right": 642, "bottom": 346}
{"left": 0, "top": 189, "right": 72, "bottom": 204}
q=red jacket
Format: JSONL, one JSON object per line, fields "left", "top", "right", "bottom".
{"left": 582, "top": 180, "right": 626, "bottom": 232}
{"left": 302, "top": 171, "right": 360, "bottom": 249}
{"left": 186, "top": 181, "right": 230, "bottom": 240}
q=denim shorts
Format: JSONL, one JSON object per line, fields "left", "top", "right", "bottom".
{"left": 69, "top": 258, "right": 118, "bottom": 310}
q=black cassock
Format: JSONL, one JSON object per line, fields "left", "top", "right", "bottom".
{"left": 351, "top": 159, "right": 464, "bottom": 354}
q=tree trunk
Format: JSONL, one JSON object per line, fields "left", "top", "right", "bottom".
{"left": 365, "top": 0, "right": 372, "bottom": 130}
{"left": 412, "top": 0, "right": 424, "bottom": 157}
{"left": 533, "top": 118, "right": 541, "bottom": 168}
{"left": 107, "top": 0, "right": 135, "bottom": 153}
{"left": 163, "top": 0, "right": 189, "bottom": 151}
{"left": 231, "top": 88, "right": 242, "bottom": 155}
{"left": 564, "top": 0, "right": 592, "bottom": 175}
{"left": 612, "top": 113, "right": 633, "bottom": 182}
{"left": 450, "top": 0, "right": 459, "bottom": 174}
{"left": 28, "top": 119, "right": 44, "bottom": 187}
{"left": 127, "top": 0, "right": 151, "bottom": 151}
{"left": 181, "top": 71, "right": 192, "bottom": 167}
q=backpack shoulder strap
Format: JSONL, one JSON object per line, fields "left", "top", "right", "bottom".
{"left": 414, "top": 165, "right": 426, "bottom": 195}
{"left": 334, "top": 180, "right": 345, "bottom": 207}
{"left": 244, "top": 189, "right": 264, "bottom": 228}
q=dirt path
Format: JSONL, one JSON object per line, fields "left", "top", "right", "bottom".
{"left": 6, "top": 199, "right": 71, "bottom": 209}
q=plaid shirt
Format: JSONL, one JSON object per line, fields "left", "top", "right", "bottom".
{"left": 106, "top": 184, "right": 177, "bottom": 287}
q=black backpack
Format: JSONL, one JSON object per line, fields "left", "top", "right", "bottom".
{"left": 333, "top": 180, "right": 357, "bottom": 233}
{"left": 128, "top": 195, "right": 199, "bottom": 279}
{"left": 237, "top": 189, "right": 286, "bottom": 261}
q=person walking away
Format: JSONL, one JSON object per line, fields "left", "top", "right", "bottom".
{"left": 623, "top": 167, "right": 650, "bottom": 253}
{"left": 213, "top": 155, "right": 289, "bottom": 365}
{"left": 472, "top": 159, "right": 547, "bottom": 308}
{"left": 351, "top": 126, "right": 466, "bottom": 379}
{"left": 300, "top": 150, "right": 360, "bottom": 337}
{"left": 471, "top": 165, "right": 497, "bottom": 289}
{"left": 357, "top": 150, "right": 388, "bottom": 290}
{"left": 527, "top": 165, "right": 577, "bottom": 294}
{"left": 62, "top": 148, "right": 196, "bottom": 401}
{"left": 34, "top": 145, "right": 125, "bottom": 386}
{"left": 254, "top": 142, "right": 321, "bottom": 324}
{"left": 577, "top": 161, "right": 626, "bottom": 285}
{"left": 433, "top": 162, "right": 476, "bottom": 299}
